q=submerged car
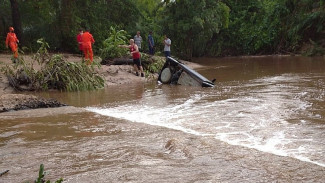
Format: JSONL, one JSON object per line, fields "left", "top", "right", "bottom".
{"left": 158, "top": 57, "right": 215, "bottom": 87}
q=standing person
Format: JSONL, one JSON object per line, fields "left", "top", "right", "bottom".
{"left": 76, "top": 29, "right": 83, "bottom": 56}
{"left": 118, "top": 39, "right": 144, "bottom": 77}
{"left": 134, "top": 31, "right": 142, "bottom": 51}
{"left": 5, "top": 27, "right": 19, "bottom": 63}
{"left": 148, "top": 31, "right": 155, "bottom": 55}
{"left": 81, "top": 29, "right": 95, "bottom": 64}
{"left": 163, "top": 35, "right": 171, "bottom": 58}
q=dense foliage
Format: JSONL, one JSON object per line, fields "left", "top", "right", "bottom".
{"left": 1, "top": 0, "right": 324, "bottom": 59}
{"left": 216, "top": 0, "right": 325, "bottom": 56}
{"left": 158, "top": 0, "right": 230, "bottom": 59}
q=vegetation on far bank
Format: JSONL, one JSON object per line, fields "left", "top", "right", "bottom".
{"left": 0, "top": 0, "right": 324, "bottom": 61}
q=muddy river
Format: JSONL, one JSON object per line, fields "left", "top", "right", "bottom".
{"left": 1, "top": 56, "right": 325, "bottom": 182}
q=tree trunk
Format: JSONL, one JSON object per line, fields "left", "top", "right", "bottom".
{"left": 9, "top": 0, "right": 23, "bottom": 45}
{"left": 59, "top": 0, "right": 75, "bottom": 51}
{"left": 101, "top": 57, "right": 133, "bottom": 65}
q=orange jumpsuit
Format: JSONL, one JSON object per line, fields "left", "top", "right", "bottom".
{"left": 5, "top": 32, "right": 19, "bottom": 58}
{"left": 81, "top": 31, "right": 95, "bottom": 64}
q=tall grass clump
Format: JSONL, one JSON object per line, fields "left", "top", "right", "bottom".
{"left": 1, "top": 39, "right": 105, "bottom": 91}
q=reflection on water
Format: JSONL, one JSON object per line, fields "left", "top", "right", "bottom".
{"left": 1, "top": 56, "right": 325, "bottom": 182}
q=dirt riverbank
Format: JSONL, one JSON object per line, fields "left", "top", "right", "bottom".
{"left": 0, "top": 53, "right": 201, "bottom": 113}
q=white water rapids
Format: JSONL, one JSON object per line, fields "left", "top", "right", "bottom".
{"left": 87, "top": 73, "right": 325, "bottom": 168}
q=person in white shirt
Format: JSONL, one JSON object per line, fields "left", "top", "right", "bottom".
{"left": 163, "top": 35, "right": 171, "bottom": 58}
{"left": 134, "top": 31, "right": 142, "bottom": 51}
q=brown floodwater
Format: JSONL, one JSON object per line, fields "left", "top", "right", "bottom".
{"left": 1, "top": 55, "right": 325, "bottom": 182}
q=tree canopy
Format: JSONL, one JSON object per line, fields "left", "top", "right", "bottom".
{"left": 1, "top": 0, "right": 324, "bottom": 59}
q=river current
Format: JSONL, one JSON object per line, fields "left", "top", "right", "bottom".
{"left": 1, "top": 55, "right": 324, "bottom": 182}
{"left": 90, "top": 56, "right": 325, "bottom": 167}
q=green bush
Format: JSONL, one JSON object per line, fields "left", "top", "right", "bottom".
{"left": 100, "top": 26, "right": 129, "bottom": 60}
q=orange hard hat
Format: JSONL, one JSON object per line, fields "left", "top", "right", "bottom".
{"left": 9, "top": 27, "right": 14, "bottom": 31}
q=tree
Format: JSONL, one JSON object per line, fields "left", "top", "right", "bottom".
{"left": 1, "top": 0, "right": 322, "bottom": 57}
{"left": 59, "top": 0, "right": 77, "bottom": 51}
{"left": 158, "top": 0, "right": 230, "bottom": 59}
{"left": 9, "top": 0, "right": 23, "bottom": 44}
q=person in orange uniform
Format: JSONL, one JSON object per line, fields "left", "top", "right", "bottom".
{"left": 5, "top": 27, "right": 19, "bottom": 63}
{"left": 81, "top": 29, "right": 95, "bottom": 64}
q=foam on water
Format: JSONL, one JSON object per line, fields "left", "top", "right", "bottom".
{"left": 87, "top": 74, "right": 325, "bottom": 167}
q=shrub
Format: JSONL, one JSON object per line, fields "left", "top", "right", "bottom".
{"left": 1, "top": 39, "right": 105, "bottom": 91}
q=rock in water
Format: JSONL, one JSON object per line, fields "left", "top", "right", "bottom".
{"left": 0, "top": 94, "right": 67, "bottom": 113}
